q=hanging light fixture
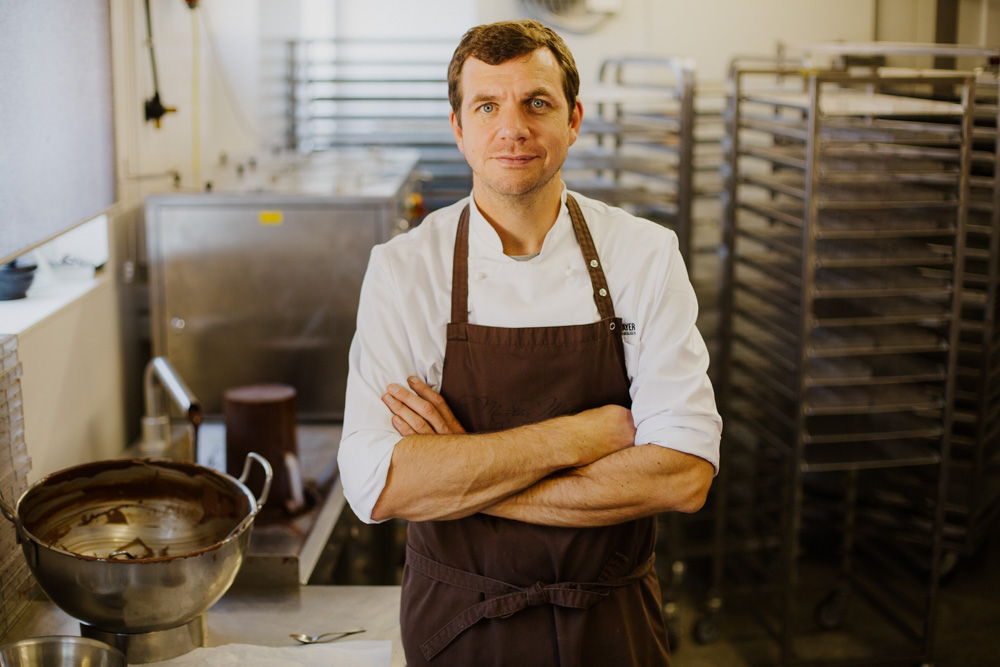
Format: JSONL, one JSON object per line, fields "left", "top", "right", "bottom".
{"left": 517, "top": 0, "right": 621, "bottom": 34}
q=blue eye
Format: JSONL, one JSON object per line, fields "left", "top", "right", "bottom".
{"left": 530, "top": 99, "right": 546, "bottom": 109}
{"left": 481, "top": 103, "right": 495, "bottom": 113}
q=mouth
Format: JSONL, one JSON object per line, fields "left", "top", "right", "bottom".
{"left": 492, "top": 154, "right": 538, "bottom": 166}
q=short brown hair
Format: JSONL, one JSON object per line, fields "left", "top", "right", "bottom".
{"left": 447, "top": 20, "right": 580, "bottom": 127}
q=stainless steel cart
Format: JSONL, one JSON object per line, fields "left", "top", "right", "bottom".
{"left": 773, "top": 42, "right": 1000, "bottom": 568}
{"left": 716, "top": 64, "right": 976, "bottom": 665}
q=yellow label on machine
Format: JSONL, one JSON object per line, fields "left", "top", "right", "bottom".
{"left": 259, "top": 210, "right": 283, "bottom": 225}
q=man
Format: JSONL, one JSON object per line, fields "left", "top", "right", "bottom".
{"left": 338, "top": 19, "right": 721, "bottom": 666}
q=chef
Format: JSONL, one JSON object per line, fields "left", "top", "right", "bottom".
{"left": 338, "top": 19, "right": 721, "bottom": 666}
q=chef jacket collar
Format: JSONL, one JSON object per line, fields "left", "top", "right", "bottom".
{"left": 468, "top": 185, "right": 572, "bottom": 260}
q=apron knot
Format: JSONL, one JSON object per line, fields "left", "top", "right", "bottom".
{"left": 525, "top": 581, "right": 548, "bottom": 607}
{"left": 407, "top": 545, "right": 655, "bottom": 662}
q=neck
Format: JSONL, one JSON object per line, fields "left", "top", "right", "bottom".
{"left": 472, "top": 179, "right": 564, "bottom": 256}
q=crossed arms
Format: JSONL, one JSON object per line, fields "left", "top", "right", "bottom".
{"left": 369, "top": 376, "right": 715, "bottom": 527}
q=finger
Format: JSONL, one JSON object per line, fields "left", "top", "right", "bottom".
{"left": 391, "top": 414, "right": 416, "bottom": 436}
{"left": 382, "top": 391, "right": 434, "bottom": 435}
{"left": 388, "top": 382, "right": 450, "bottom": 434}
{"left": 406, "top": 377, "right": 466, "bottom": 434}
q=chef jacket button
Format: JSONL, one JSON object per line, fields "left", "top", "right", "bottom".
{"left": 566, "top": 268, "right": 573, "bottom": 276}
{"left": 599, "top": 288, "right": 608, "bottom": 297}
{"left": 475, "top": 272, "right": 486, "bottom": 280}
{"left": 590, "top": 259, "right": 599, "bottom": 268}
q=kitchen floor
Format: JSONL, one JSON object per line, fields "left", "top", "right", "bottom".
{"left": 666, "top": 533, "right": 1000, "bottom": 666}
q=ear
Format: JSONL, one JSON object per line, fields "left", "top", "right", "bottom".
{"left": 450, "top": 111, "right": 465, "bottom": 155}
{"left": 567, "top": 100, "right": 583, "bottom": 147}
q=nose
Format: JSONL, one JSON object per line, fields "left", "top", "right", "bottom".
{"left": 496, "top": 105, "right": 529, "bottom": 141}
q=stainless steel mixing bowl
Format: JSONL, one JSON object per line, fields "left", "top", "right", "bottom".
{"left": 0, "top": 635, "right": 126, "bottom": 667}
{"left": 0, "top": 454, "right": 271, "bottom": 635}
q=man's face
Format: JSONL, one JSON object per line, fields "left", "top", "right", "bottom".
{"left": 450, "top": 48, "right": 582, "bottom": 204}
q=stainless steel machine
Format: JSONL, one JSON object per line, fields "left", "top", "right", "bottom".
{"left": 144, "top": 148, "right": 422, "bottom": 420}
{"left": 143, "top": 149, "right": 421, "bottom": 587}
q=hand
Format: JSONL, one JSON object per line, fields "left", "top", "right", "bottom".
{"left": 566, "top": 404, "right": 636, "bottom": 464}
{"left": 382, "top": 377, "right": 466, "bottom": 436}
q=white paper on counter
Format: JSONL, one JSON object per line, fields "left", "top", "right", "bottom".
{"left": 143, "top": 640, "right": 392, "bottom": 667}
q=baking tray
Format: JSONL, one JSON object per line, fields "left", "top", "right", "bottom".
{"left": 739, "top": 113, "right": 965, "bottom": 145}
{"left": 741, "top": 172, "right": 959, "bottom": 204}
{"left": 741, "top": 143, "right": 961, "bottom": 173}
{"left": 737, "top": 201, "right": 958, "bottom": 237}
{"left": 745, "top": 89, "right": 965, "bottom": 116}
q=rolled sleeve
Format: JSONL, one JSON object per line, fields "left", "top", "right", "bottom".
{"left": 338, "top": 426, "right": 398, "bottom": 524}
{"left": 337, "top": 247, "right": 416, "bottom": 524}
{"left": 627, "top": 235, "right": 722, "bottom": 473}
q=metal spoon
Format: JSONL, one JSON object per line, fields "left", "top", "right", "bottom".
{"left": 289, "top": 629, "right": 366, "bottom": 644}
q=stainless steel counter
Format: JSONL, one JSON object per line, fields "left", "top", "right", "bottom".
{"left": 4, "top": 585, "right": 404, "bottom": 666}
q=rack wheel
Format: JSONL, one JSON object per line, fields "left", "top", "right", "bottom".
{"left": 667, "top": 622, "right": 681, "bottom": 652}
{"left": 692, "top": 615, "right": 719, "bottom": 645}
{"left": 939, "top": 549, "right": 960, "bottom": 582}
{"left": 663, "top": 601, "right": 681, "bottom": 651}
{"left": 815, "top": 592, "right": 847, "bottom": 631}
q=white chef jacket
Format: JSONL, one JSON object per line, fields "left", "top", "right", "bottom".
{"left": 339, "top": 187, "right": 722, "bottom": 524}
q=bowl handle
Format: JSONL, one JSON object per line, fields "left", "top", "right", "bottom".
{"left": 0, "top": 487, "right": 39, "bottom": 566}
{"left": 0, "top": 486, "right": 18, "bottom": 526}
{"left": 239, "top": 451, "right": 273, "bottom": 511}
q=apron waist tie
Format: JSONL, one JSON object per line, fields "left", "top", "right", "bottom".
{"left": 406, "top": 545, "right": 655, "bottom": 661}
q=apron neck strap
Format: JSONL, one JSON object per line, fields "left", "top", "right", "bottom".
{"left": 566, "top": 195, "right": 616, "bottom": 321}
{"left": 452, "top": 204, "right": 472, "bottom": 324}
{"left": 451, "top": 195, "right": 616, "bottom": 324}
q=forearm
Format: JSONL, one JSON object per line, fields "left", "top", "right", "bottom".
{"left": 481, "top": 445, "right": 714, "bottom": 527}
{"left": 371, "top": 406, "right": 635, "bottom": 522}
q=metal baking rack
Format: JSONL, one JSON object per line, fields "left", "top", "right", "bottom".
{"left": 955, "top": 71, "right": 1000, "bottom": 559}
{"left": 773, "top": 42, "right": 1000, "bottom": 572}
{"left": 574, "top": 57, "right": 728, "bottom": 382}
{"left": 714, "top": 63, "right": 976, "bottom": 665}
{"left": 563, "top": 57, "right": 728, "bottom": 648}
{"left": 275, "top": 37, "right": 469, "bottom": 213}
{"left": 0, "top": 336, "right": 35, "bottom": 636}
{"left": 566, "top": 57, "right": 726, "bottom": 269}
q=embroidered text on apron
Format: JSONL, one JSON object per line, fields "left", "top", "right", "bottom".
{"left": 399, "top": 196, "right": 670, "bottom": 666}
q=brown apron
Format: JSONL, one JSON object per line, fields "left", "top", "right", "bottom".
{"left": 400, "top": 196, "right": 670, "bottom": 666}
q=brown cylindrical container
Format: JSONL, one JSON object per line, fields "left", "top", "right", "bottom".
{"left": 223, "top": 383, "right": 305, "bottom": 518}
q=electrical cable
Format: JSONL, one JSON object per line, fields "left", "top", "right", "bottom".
{"left": 144, "top": 0, "right": 160, "bottom": 93}
{"left": 143, "top": 0, "right": 175, "bottom": 127}
{"left": 191, "top": 6, "right": 201, "bottom": 184}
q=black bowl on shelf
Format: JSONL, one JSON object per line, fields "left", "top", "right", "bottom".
{"left": 0, "top": 259, "right": 37, "bottom": 300}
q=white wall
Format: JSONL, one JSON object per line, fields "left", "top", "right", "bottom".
{"left": 336, "top": 0, "right": 474, "bottom": 38}
{"left": 477, "top": 0, "right": 878, "bottom": 85}
{"left": 120, "top": 0, "right": 263, "bottom": 191}
{"left": 958, "top": 0, "right": 1000, "bottom": 47}
{"left": 877, "top": 0, "right": 999, "bottom": 53}
{"left": 18, "top": 276, "right": 126, "bottom": 482}
{"left": 877, "top": 0, "right": 939, "bottom": 43}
